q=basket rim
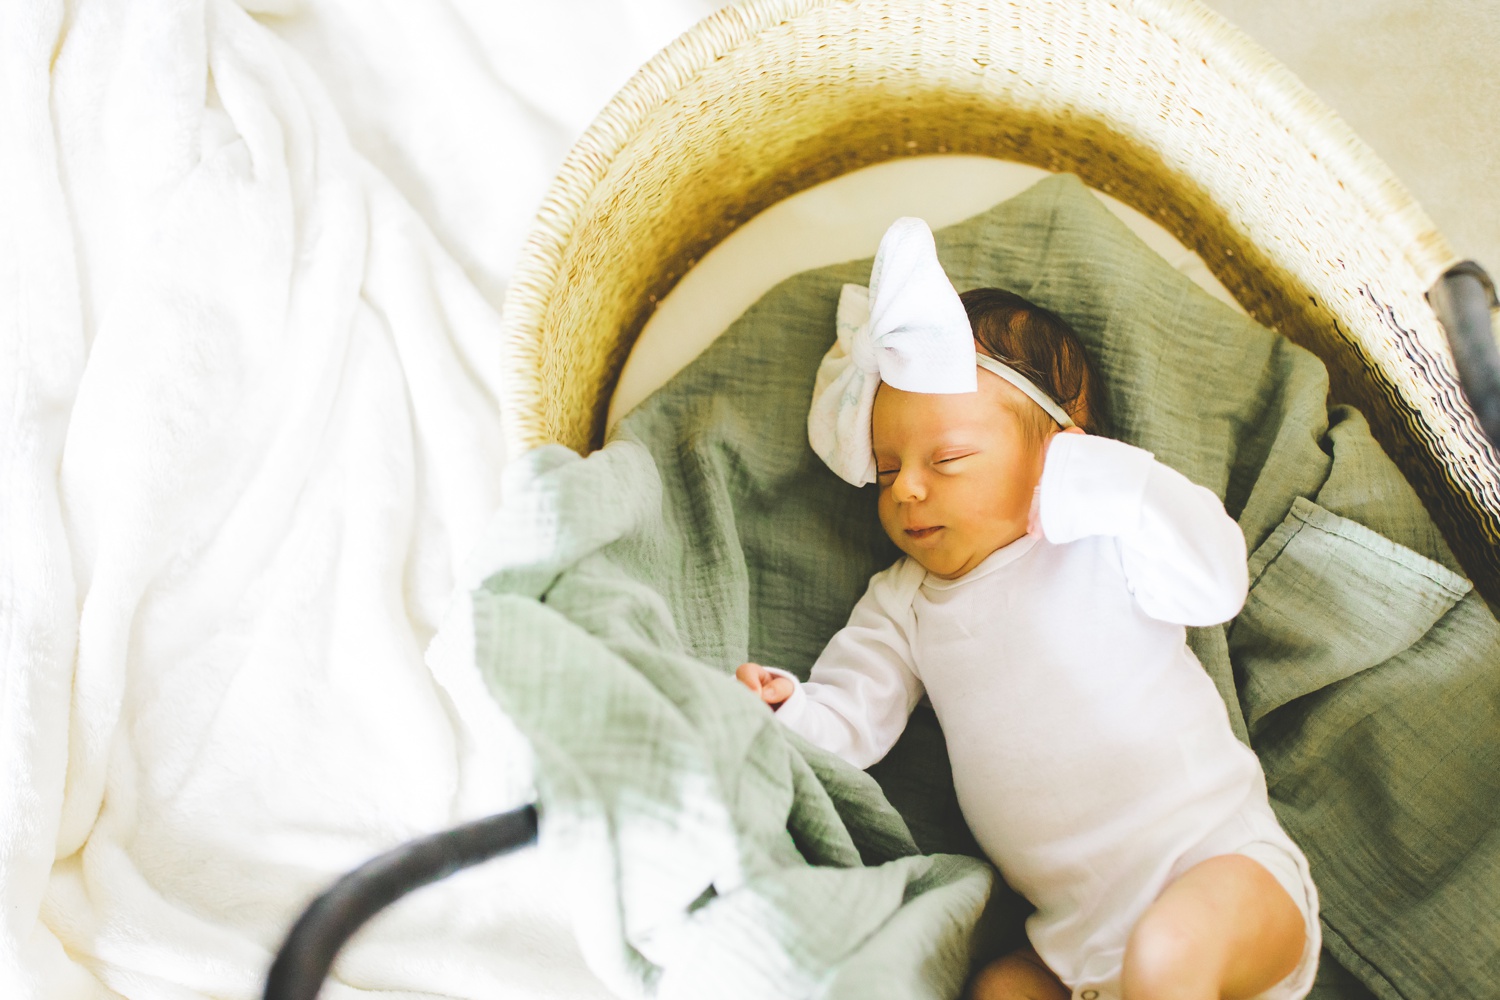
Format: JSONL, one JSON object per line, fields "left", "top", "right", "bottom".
{"left": 499, "top": 0, "right": 1455, "bottom": 366}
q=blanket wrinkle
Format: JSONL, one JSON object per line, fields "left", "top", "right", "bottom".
{"left": 252, "top": 0, "right": 725, "bottom": 313}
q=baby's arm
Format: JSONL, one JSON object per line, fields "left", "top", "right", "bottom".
{"left": 736, "top": 563, "right": 923, "bottom": 769}
{"left": 1036, "top": 432, "right": 1248, "bottom": 626}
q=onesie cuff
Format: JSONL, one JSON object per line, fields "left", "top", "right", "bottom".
{"left": 1038, "top": 433, "right": 1155, "bottom": 543}
{"left": 761, "top": 666, "right": 808, "bottom": 726}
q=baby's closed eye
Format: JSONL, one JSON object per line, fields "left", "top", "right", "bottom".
{"left": 877, "top": 456, "right": 967, "bottom": 478}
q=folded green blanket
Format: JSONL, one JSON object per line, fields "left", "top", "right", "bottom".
{"left": 473, "top": 174, "right": 1500, "bottom": 1000}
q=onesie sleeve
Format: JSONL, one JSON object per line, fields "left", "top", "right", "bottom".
{"left": 1036, "top": 433, "right": 1249, "bottom": 626}
{"left": 761, "top": 560, "right": 925, "bottom": 769}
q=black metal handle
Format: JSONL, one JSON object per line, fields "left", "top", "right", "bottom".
{"left": 263, "top": 804, "right": 540, "bottom": 1000}
{"left": 1429, "top": 260, "right": 1500, "bottom": 449}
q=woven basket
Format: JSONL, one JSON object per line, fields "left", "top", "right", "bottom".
{"left": 499, "top": 0, "right": 1500, "bottom": 598}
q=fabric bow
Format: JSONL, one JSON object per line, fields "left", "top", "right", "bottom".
{"left": 806, "top": 217, "right": 978, "bottom": 486}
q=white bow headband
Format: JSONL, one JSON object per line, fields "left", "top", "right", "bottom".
{"left": 807, "top": 217, "right": 1075, "bottom": 486}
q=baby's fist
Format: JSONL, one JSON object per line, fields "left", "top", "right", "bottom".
{"left": 735, "top": 662, "right": 794, "bottom": 708}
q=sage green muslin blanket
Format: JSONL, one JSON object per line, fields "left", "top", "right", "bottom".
{"left": 472, "top": 174, "right": 1500, "bottom": 1000}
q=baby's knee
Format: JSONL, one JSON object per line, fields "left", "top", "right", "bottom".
{"left": 968, "top": 949, "right": 1070, "bottom": 1000}
{"left": 1122, "top": 909, "right": 1220, "bottom": 1000}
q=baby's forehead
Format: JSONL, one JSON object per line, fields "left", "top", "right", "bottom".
{"left": 874, "top": 380, "right": 1006, "bottom": 418}
{"left": 871, "top": 389, "right": 1005, "bottom": 450}
{"left": 874, "top": 421, "right": 976, "bottom": 447}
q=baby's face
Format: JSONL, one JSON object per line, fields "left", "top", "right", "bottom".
{"left": 871, "top": 370, "right": 1052, "bottom": 580}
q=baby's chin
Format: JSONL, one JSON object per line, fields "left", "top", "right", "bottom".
{"left": 896, "top": 539, "right": 974, "bottom": 580}
{"left": 894, "top": 529, "right": 1025, "bottom": 579}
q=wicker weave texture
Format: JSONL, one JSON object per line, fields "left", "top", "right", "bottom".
{"left": 500, "top": 0, "right": 1500, "bottom": 596}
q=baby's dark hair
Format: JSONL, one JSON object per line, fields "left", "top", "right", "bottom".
{"left": 959, "top": 287, "right": 1105, "bottom": 440}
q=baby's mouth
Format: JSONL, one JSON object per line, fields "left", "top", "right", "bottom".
{"left": 905, "top": 526, "right": 943, "bottom": 540}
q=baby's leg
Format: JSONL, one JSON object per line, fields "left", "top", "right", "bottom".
{"left": 1122, "top": 854, "right": 1305, "bottom": 1000}
{"left": 968, "top": 944, "right": 1069, "bottom": 1000}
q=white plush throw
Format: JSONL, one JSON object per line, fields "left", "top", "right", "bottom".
{"left": 0, "top": 1, "right": 729, "bottom": 998}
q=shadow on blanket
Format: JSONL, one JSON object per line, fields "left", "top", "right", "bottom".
{"left": 471, "top": 175, "right": 1500, "bottom": 1000}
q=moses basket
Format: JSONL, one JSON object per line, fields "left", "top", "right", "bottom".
{"left": 498, "top": 0, "right": 1500, "bottom": 599}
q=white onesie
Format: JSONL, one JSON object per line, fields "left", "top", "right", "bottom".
{"left": 768, "top": 433, "right": 1320, "bottom": 1000}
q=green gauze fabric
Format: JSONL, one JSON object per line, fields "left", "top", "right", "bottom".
{"left": 472, "top": 173, "right": 1500, "bottom": 1000}
{"left": 470, "top": 441, "right": 992, "bottom": 1000}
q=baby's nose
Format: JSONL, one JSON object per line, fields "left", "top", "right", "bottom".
{"left": 893, "top": 469, "right": 926, "bottom": 500}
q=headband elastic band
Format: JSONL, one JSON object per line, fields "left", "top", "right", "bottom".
{"left": 974, "top": 354, "right": 1076, "bottom": 429}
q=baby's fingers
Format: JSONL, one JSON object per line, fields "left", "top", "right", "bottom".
{"left": 735, "top": 662, "right": 765, "bottom": 692}
{"left": 762, "top": 675, "right": 794, "bottom": 706}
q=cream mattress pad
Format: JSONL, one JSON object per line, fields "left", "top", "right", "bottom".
{"left": 607, "top": 156, "right": 1243, "bottom": 431}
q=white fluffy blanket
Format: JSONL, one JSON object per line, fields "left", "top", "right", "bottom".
{"left": 1, "top": 1, "right": 719, "bottom": 997}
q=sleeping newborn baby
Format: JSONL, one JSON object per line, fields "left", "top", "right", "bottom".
{"left": 735, "top": 219, "right": 1320, "bottom": 1000}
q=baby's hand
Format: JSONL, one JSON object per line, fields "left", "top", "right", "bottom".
{"left": 1030, "top": 425, "right": 1087, "bottom": 538}
{"left": 735, "top": 662, "right": 795, "bottom": 708}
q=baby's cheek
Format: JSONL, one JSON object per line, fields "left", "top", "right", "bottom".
{"left": 974, "top": 468, "right": 1027, "bottom": 518}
